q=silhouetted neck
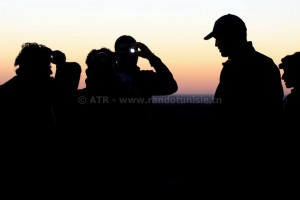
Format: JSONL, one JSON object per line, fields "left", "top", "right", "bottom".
{"left": 228, "top": 41, "right": 255, "bottom": 60}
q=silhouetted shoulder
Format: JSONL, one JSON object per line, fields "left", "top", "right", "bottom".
{"left": 0, "top": 76, "right": 19, "bottom": 94}
{"left": 253, "top": 51, "right": 276, "bottom": 65}
{"left": 250, "top": 51, "right": 281, "bottom": 77}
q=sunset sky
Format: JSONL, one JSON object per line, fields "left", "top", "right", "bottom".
{"left": 1, "top": 0, "right": 299, "bottom": 95}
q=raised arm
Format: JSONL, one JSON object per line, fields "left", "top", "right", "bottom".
{"left": 137, "top": 42, "right": 178, "bottom": 95}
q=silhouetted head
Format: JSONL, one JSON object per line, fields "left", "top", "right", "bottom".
{"left": 279, "top": 52, "right": 300, "bottom": 89}
{"left": 114, "top": 35, "right": 138, "bottom": 72}
{"left": 15, "top": 42, "right": 53, "bottom": 80}
{"left": 204, "top": 14, "right": 247, "bottom": 57}
{"left": 85, "top": 48, "right": 117, "bottom": 85}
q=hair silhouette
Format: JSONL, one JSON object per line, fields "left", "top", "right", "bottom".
{"left": 15, "top": 42, "right": 53, "bottom": 78}
{"left": 0, "top": 42, "right": 56, "bottom": 130}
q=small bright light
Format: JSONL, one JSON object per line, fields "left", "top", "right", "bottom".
{"left": 130, "top": 48, "right": 135, "bottom": 53}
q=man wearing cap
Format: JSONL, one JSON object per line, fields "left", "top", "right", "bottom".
{"left": 204, "top": 14, "right": 283, "bottom": 128}
{"left": 203, "top": 14, "right": 285, "bottom": 197}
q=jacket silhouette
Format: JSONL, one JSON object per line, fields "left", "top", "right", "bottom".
{"left": 204, "top": 14, "right": 283, "bottom": 127}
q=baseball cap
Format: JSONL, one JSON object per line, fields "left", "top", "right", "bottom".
{"left": 204, "top": 14, "right": 247, "bottom": 40}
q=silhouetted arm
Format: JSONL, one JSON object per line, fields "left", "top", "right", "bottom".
{"left": 137, "top": 42, "right": 178, "bottom": 95}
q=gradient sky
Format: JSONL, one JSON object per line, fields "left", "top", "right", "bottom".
{"left": 1, "top": 0, "right": 299, "bottom": 95}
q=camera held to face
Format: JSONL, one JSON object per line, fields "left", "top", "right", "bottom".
{"left": 129, "top": 48, "right": 136, "bottom": 54}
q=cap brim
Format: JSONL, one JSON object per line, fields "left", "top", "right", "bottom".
{"left": 204, "top": 32, "right": 214, "bottom": 40}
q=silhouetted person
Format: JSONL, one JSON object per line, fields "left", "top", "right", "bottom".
{"left": 114, "top": 36, "right": 178, "bottom": 196}
{"left": 202, "top": 14, "right": 285, "bottom": 197}
{"left": 51, "top": 50, "right": 81, "bottom": 129}
{"left": 77, "top": 47, "right": 148, "bottom": 128}
{"left": 0, "top": 42, "right": 56, "bottom": 130}
{"left": 75, "top": 47, "right": 158, "bottom": 197}
{"left": 279, "top": 52, "right": 300, "bottom": 122}
{"left": 114, "top": 35, "right": 178, "bottom": 101}
{"left": 204, "top": 14, "right": 283, "bottom": 128}
{"left": 0, "top": 42, "right": 60, "bottom": 196}
{"left": 53, "top": 50, "right": 81, "bottom": 96}
{"left": 278, "top": 52, "right": 300, "bottom": 197}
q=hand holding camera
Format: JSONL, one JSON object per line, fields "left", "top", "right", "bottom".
{"left": 136, "top": 42, "right": 153, "bottom": 59}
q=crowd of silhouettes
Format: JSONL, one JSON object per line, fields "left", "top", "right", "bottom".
{"left": 77, "top": 47, "right": 151, "bottom": 130}
{"left": 0, "top": 36, "right": 178, "bottom": 197}
{"left": 0, "top": 18, "right": 298, "bottom": 197}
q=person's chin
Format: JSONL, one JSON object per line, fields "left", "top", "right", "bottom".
{"left": 285, "top": 83, "right": 292, "bottom": 88}
{"left": 220, "top": 52, "right": 229, "bottom": 57}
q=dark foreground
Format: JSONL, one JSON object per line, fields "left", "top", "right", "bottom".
{"left": 2, "top": 103, "right": 297, "bottom": 198}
